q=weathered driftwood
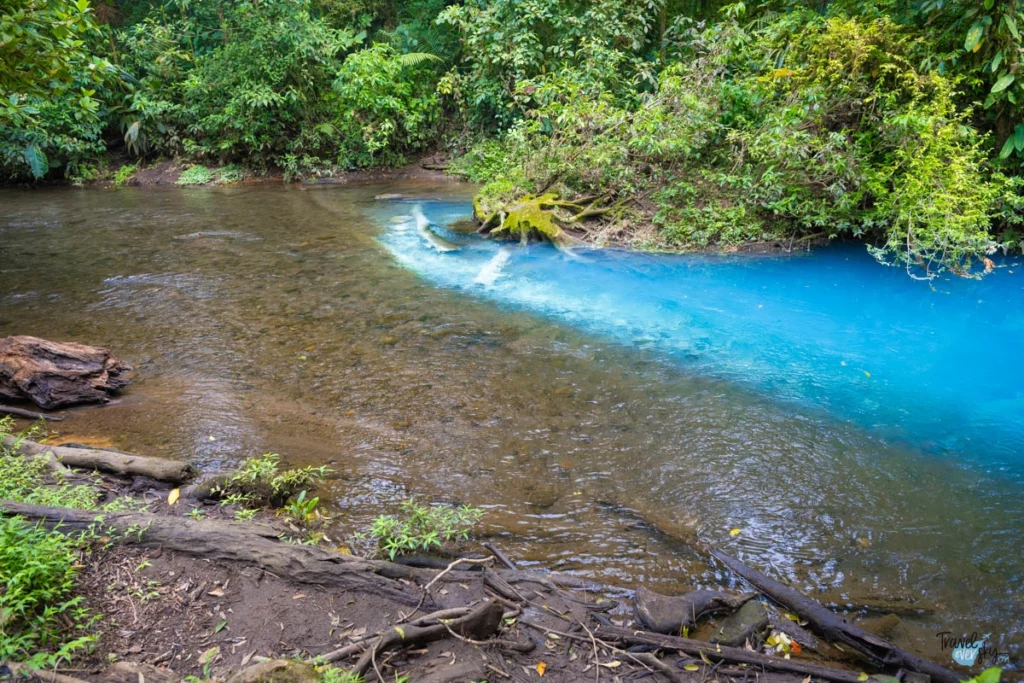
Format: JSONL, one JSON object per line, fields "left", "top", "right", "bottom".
{"left": 352, "top": 599, "right": 504, "bottom": 676}
{"left": 709, "top": 549, "right": 959, "bottom": 683}
{"left": 598, "top": 624, "right": 869, "bottom": 683}
{"left": 633, "top": 586, "right": 754, "bottom": 634}
{"left": 2, "top": 436, "right": 193, "bottom": 483}
{"left": 0, "top": 500, "right": 431, "bottom": 608}
{"left": 0, "top": 403, "right": 64, "bottom": 421}
{"left": 0, "top": 336, "right": 133, "bottom": 409}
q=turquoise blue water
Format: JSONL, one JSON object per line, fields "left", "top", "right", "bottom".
{"left": 374, "top": 199, "right": 1024, "bottom": 467}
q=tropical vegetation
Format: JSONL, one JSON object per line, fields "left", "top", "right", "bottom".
{"left": 3, "top": 0, "right": 1024, "bottom": 276}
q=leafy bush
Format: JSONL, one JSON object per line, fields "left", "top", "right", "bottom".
{"left": 331, "top": 43, "right": 442, "bottom": 167}
{"left": 0, "top": 418, "right": 99, "bottom": 509}
{"left": 364, "top": 499, "right": 483, "bottom": 560}
{"left": 113, "top": 163, "right": 137, "bottom": 187}
{"left": 465, "top": 9, "right": 1008, "bottom": 277}
{"left": 178, "top": 0, "right": 362, "bottom": 170}
{"left": 0, "top": 0, "right": 115, "bottom": 180}
{"left": 176, "top": 164, "right": 213, "bottom": 185}
{"left": 215, "top": 453, "right": 329, "bottom": 508}
{"left": 0, "top": 418, "right": 98, "bottom": 666}
{"left": 0, "top": 517, "right": 97, "bottom": 667}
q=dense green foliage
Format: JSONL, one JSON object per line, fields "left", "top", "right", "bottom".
{"left": 3, "top": 0, "right": 1024, "bottom": 274}
{"left": 0, "top": 419, "right": 99, "bottom": 666}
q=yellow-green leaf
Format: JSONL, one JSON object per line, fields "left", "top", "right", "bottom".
{"left": 684, "top": 664, "right": 701, "bottom": 671}
{"left": 199, "top": 646, "right": 220, "bottom": 666}
{"left": 858, "top": 673, "right": 870, "bottom": 682}
{"left": 730, "top": 528, "right": 742, "bottom": 537}
{"left": 167, "top": 488, "right": 180, "bottom": 505}
{"left": 965, "top": 21, "right": 985, "bottom": 52}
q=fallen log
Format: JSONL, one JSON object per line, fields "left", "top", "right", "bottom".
{"left": 598, "top": 624, "right": 868, "bottom": 683}
{"left": 352, "top": 599, "right": 504, "bottom": 676}
{"left": 0, "top": 500, "right": 432, "bottom": 608}
{"left": 0, "top": 403, "right": 65, "bottom": 421}
{"left": 2, "top": 436, "right": 194, "bottom": 484}
{"left": 709, "top": 549, "right": 959, "bottom": 683}
{"left": 0, "top": 336, "right": 133, "bottom": 409}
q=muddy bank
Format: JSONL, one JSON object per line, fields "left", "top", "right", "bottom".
{"left": 1, "top": 435, "right": 978, "bottom": 683}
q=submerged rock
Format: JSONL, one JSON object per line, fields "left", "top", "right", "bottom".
{"left": 712, "top": 599, "right": 769, "bottom": 647}
{"left": 634, "top": 586, "right": 755, "bottom": 634}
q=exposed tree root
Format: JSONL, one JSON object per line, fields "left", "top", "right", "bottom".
{"left": 0, "top": 500, "right": 433, "bottom": 608}
{"left": 598, "top": 625, "right": 869, "bottom": 683}
{"left": 351, "top": 599, "right": 504, "bottom": 676}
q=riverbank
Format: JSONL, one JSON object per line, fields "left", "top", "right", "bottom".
{"left": 0, "top": 423, "right": 979, "bottom": 683}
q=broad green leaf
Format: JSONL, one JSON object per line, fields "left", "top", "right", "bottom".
{"left": 976, "top": 667, "right": 1001, "bottom": 683}
{"left": 1000, "top": 135, "right": 1016, "bottom": 159}
{"left": 22, "top": 144, "right": 47, "bottom": 178}
{"left": 965, "top": 21, "right": 985, "bottom": 52}
{"left": 1014, "top": 124, "right": 1024, "bottom": 151}
{"left": 1006, "top": 14, "right": 1020, "bottom": 40}
{"left": 992, "top": 73, "right": 1015, "bottom": 93}
{"left": 991, "top": 50, "right": 1003, "bottom": 72}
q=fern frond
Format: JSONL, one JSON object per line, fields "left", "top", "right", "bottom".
{"left": 399, "top": 52, "right": 443, "bottom": 67}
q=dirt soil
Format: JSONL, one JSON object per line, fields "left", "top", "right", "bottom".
{"left": 74, "top": 541, "right": 622, "bottom": 683}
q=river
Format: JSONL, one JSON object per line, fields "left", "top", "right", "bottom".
{"left": 1, "top": 180, "right": 1021, "bottom": 667}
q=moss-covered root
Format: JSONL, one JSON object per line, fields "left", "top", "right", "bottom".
{"left": 476, "top": 193, "right": 582, "bottom": 248}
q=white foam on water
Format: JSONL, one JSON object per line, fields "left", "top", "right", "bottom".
{"left": 412, "top": 205, "right": 458, "bottom": 252}
{"left": 474, "top": 246, "right": 513, "bottom": 286}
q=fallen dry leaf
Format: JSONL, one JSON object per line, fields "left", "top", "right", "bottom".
{"left": 167, "top": 488, "right": 180, "bottom": 505}
{"left": 536, "top": 662, "right": 547, "bottom": 677}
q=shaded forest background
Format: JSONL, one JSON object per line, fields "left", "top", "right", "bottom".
{"left": 4, "top": 0, "right": 1024, "bottom": 276}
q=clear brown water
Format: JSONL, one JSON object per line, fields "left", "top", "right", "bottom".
{"left": 1, "top": 182, "right": 1021, "bottom": 668}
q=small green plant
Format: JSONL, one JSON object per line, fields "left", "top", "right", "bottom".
{"left": 282, "top": 490, "right": 320, "bottom": 524}
{"left": 176, "top": 164, "right": 213, "bottom": 185}
{"left": 320, "top": 665, "right": 365, "bottom": 683}
{"left": 364, "top": 499, "right": 484, "bottom": 560}
{"left": 188, "top": 508, "right": 207, "bottom": 520}
{"left": 113, "top": 163, "right": 137, "bottom": 187}
{"left": 233, "top": 508, "right": 258, "bottom": 522}
{"left": 216, "top": 453, "right": 329, "bottom": 508}
{"left": 213, "top": 164, "right": 243, "bottom": 184}
{"left": 0, "top": 516, "right": 97, "bottom": 667}
{"left": 0, "top": 418, "right": 99, "bottom": 510}
{"left": 963, "top": 669, "right": 1001, "bottom": 683}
